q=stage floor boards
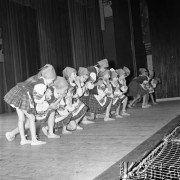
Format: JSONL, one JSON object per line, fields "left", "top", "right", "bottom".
{"left": 0, "top": 100, "right": 180, "bottom": 180}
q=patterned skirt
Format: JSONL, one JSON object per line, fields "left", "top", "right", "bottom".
{"left": 4, "top": 85, "right": 35, "bottom": 114}
{"left": 128, "top": 81, "right": 148, "bottom": 97}
{"left": 71, "top": 104, "right": 88, "bottom": 120}
{"left": 88, "top": 95, "right": 111, "bottom": 114}
{"left": 54, "top": 113, "right": 73, "bottom": 129}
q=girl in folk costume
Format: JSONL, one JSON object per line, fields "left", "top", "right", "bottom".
{"left": 77, "top": 67, "right": 90, "bottom": 106}
{"left": 145, "top": 75, "right": 161, "bottom": 105}
{"left": 88, "top": 69, "right": 115, "bottom": 121}
{"left": 54, "top": 96, "right": 74, "bottom": 135}
{"left": 77, "top": 67, "right": 94, "bottom": 124}
{"left": 109, "top": 69, "right": 124, "bottom": 118}
{"left": 116, "top": 68, "right": 131, "bottom": 116}
{"left": 79, "top": 75, "right": 95, "bottom": 111}
{"left": 4, "top": 64, "right": 56, "bottom": 145}
{"left": 62, "top": 67, "right": 88, "bottom": 130}
{"left": 127, "top": 68, "right": 151, "bottom": 108}
{"left": 39, "top": 76, "right": 70, "bottom": 137}
{"left": 87, "top": 59, "right": 109, "bottom": 85}
{"left": 86, "top": 59, "right": 109, "bottom": 120}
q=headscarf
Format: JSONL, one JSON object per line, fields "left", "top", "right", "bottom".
{"left": 99, "top": 69, "right": 110, "bottom": 78}
{"left": 39, "top": 64, "right": 56, "bottom": 80}
{"left": 139, "top": 68, "right": 147, "bottom": 74}
{"left": 53, "top": 76, "right": 69, "bottom": 90}
{"left": 110, "top": 68, "right": 118, "bottom": 80}
{"left": 123, "top": 66, "right": 130, "bottom": 76}
{"left": 97, "top": 59, "right": 109, "bottom": 68}
{"left": 116, "top": 69, "right": 125, "bottom": 78}
{"left": 62, "top": 67, "right": 77, "bottom": 79}
{"left": 78, "top": 67, "right": 89, "bottom": 76}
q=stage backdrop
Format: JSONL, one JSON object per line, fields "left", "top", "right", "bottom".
{"left": 0, "top": 0, "right": 104, "bottom": 113}
{"left": 148, "top": 0, "right": 180, "bottom": 98}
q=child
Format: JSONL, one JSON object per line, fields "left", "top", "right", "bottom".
{"left": 109, "top": 69, "right": 123, "bottom": 118}
{"left": 116, "top": 68, "right": 130, "bottom": 116}
{"left": 79, "top": 76, "right": 95, "bottom": 109}
{"left": 4, "top": 64, "right": 56, "bottom": 145}
{"left": 128, "top": 68, "right": 151, "bottom": 108}
{"left": 146, "top": 77, "right": 161, "bottom": 104}
{"left": 77, "top": 67, "right": 94, "bottom": 124}
{"left": 54, "top": 97, "right": 74, "bottom": 134}
{"left": 87, "top": 59, "right": 109, "bottom": 84}
{"left": 86, "top": 59, "right": 109, "bottom": 120}
{"left": 87, "top": 69, "right": 115, "bottom": 121}
{"left": 39, "top": 76, "right": 69, "bottom": 137}
{"left": 62, "top": 67, "right": 88, "bottom": 130}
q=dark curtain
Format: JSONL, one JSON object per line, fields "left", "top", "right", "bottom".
{"left": 68, "top": 0, "right": 104, "bottom": 68}
{"left": 0, "top": 0, "right": 40, "bottom": 113}
{"left": 148, "top": 0, "right": 180, "bottom": 98}
{"left": 112, "top": 0, "right": 146, "bottom": 78}
{"left": 35, "top": 0, "right": 73, "bottom": 74}
{"left": 35, "top": 0, "right": 104, "bottom": 73}
{"left": 0, "top": 0, "right": 104, "bottom": 113}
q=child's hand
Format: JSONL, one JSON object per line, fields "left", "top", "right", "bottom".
{"left": 74, "top": 77, "right": 81, "bottom": 87}
{"left": 45, "top": 89, "right": 52, "bottom": 100}
{"left": 49, "top": 103, "right": 58, "bottom": 110}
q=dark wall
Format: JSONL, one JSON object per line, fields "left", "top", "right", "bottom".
{"left": 0, "top": 0, "right": 104, "bottom": 113}
{"left": 102, "top": 17, "right": 117, "bottom": 69}
{"left": 148, "top": 0, "right": 180, "bottom": 98}
{"left": 112, "top": 0, "right": 146, "bottom": 77}
{"left": 131, "top": 0, "right": 147, "bottom": 71}
{"left": 112, "top": 0, "right": 133, "bottom": 70}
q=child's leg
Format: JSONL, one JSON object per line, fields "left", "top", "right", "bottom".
{"left": 86, "top": 112, "right": 95, "bottom": 120}
{"left": 6, "top": 118, "right": 30, "bottom": 142}
{"left": 142, "top": 94, "right": 151, "bottom": 108}
{"left": 75, "top": 113, "right": 86, "bottom": 130}
{"left": 132, "top": 97, "right": 141, "bottom": 106}
{"left": 142, "top": 94, "right": 146, "bottom": 106}
{"left": 42, "top": 126, "right": 49, "bottom": 136}
{"left": 47, "top": 111, "right": 60, "bottom": 138}
{"left": 150, "top": 93, "right": 157, "bottom": 104}
{"left": 81, "top": 115, "right": 94, "bottom": 124}
{"left": 128, "top": 95, "right": 141, "bottom": 108}
{"left": 62, "top": 125, "right": 72, "bottom": 134}
{"left": 115, "top": 104, "right": 123, "bottom": 118}
{"left": 104, "top": 99, "right": 115, "bottom": 121}
{"left": 145, "top": 93, "right": 150, "bottom": 105}
{"left": 24, "top": 111, "right": 46, "bottom": 145}
{"left": 121, "top": 97, "right": 130, "bottom": 116}
{"left": 16, "top": 108, "right": 31, "bottom": 145}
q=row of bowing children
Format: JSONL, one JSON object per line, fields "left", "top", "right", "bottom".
{"left": 4, "top": 59, "right": 159, "bottom": 146}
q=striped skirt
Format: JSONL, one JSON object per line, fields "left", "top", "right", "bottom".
{"left": 71, "top": 103, "right": 88, "bottom": 120}
{"left": 54, "top": 113, "right": 73, "bottom": 129}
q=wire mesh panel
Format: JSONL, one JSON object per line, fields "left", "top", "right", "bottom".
{"left": 124, "top": 126, "right": 180, "bottom": 180}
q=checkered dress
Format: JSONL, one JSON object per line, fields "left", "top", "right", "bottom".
{"left": 79, "top": 96, "right": 90, "bottom": 107}
{"left": 111, "top": 98, "right": 121, "bottom": 111}
{"left": 4, "top": 78, "right": 45, "bottom": 114}
{"left": 4, "top": 85, "right": 31, "bottom": 111}
{"left": 88, "top": 94, "right": 111, "bottom": 114}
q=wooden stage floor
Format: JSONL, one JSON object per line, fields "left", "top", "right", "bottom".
{"left": 0, "top": 100, "right": 180, "bottom": 180}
